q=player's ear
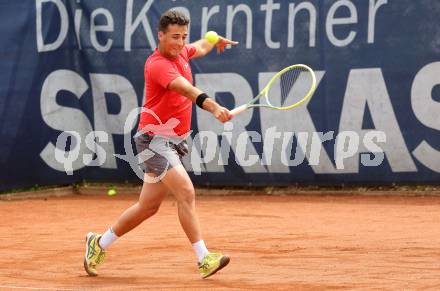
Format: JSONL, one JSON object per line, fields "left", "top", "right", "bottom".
{"left": 158, "top": 31, "right": 164, "bottom": 41}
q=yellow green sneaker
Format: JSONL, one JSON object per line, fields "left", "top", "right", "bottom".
{"left": 83, "top": 232, "right": 106, "bottom": 276}
{"left": 198, "top": 252, "right": 230, "bottom": 279}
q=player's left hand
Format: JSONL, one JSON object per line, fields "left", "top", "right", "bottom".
{"left": 216, "top": 37, "right": 239, "bottom": 54}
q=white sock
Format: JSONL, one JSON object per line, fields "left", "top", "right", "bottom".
{"left": 192, "top": 240, "right": 209, "bottom": 262}
{"left": 99, "top": 227, "right": 119, "bottom": 250}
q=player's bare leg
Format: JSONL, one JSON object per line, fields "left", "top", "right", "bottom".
{"left": 160, "top": 165, "right": 201, "bottom": 243}
{"left": 84, "top": 173, "right": 168, "bottom": 276}
{"left": 112, "top": 173, "right": 168, "bottom": 236}
{"left": 160, "top": 165, "right": 230, "bottom": 278}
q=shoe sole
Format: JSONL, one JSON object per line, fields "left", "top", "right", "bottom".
{"left": 84, "top": 233, "right": 98, "bottom": 276}
{"left": 83, "top": 259, "right": 97, "bottom": 276}
{"left": 203, "top": 256, "right": 230, "bottom": 279}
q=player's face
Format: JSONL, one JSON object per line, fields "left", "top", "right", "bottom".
{"left": 158, "top": 24, "right": 188, "bottom": 59}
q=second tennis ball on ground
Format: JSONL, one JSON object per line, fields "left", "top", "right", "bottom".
{"left": 107, "top": 188, "right": 117, "bottom": 196}
{"left": 204, "top": 31, "right": 219, "bottom": 44}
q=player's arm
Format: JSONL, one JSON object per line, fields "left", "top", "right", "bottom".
{"left": 190, "top": 36, "right": 239, "bottom": 58}
{"left": 168, "top": 76, "right": 231, "bottom": 123}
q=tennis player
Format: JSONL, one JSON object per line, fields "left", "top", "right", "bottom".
{"left": 84, "top": 10, "right": 238, "bottom": 279}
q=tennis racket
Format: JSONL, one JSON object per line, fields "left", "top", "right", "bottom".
{"left": 230, "top": 64, "right": 317, "bottom": 116}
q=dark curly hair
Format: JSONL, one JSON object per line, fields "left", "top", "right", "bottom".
{"left": 159, "top": 10, "right": 189, "bottom": 32}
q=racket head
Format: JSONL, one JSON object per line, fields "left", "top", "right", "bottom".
{"left": 259, "top": 64, "right": 317, "bottom": 110}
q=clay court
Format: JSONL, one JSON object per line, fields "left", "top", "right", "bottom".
{"left": 1, "top": 188, "right": 440, "bottom": 290}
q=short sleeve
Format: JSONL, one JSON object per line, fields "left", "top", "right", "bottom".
{"left": 147, "top": 59, "right": 180, "bottom": 89}
{"left": 185, "top": 44, "right": 197, "bottom": 60}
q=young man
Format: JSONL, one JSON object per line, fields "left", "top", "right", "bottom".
{"left": 84, "top": 10, "right": 238, "bottom": 279}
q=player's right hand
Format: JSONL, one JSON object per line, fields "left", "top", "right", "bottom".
{"left": 213, "top": 106, "right": 232, "bottom": 123}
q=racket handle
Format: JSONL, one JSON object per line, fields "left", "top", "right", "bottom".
{"left": 230, "top": 104, "right": 248, "bottom": 117}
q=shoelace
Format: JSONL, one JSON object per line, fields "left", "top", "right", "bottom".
{"left": 88, "top": 237, "right": 105, "bottom": 265}
{"left": 95, "top": 251, "right": 105, "bottom": 264}
{"left": 199, "top": 253, "right": 220, "bottom": 270}
{"left": 199, "top": 262, "right": 209, "bottom": 270}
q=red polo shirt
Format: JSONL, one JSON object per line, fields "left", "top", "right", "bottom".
{"left": 138, "top": 44, "right": 196, "bottom": 136}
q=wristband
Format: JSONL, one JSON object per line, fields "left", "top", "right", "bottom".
{"left": 196, "top": 93, "right": 208, "bottom": 109}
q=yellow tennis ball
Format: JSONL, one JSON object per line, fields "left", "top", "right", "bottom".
{"left": 107, "top": 189, "right": 117, "bottom": 196}
{"left": 204, "top": 31, "right": 219, "bottom": 44}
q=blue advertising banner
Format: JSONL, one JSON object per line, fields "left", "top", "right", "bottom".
{"left": 1, "top": 0, "right": 439, "bottom": 191}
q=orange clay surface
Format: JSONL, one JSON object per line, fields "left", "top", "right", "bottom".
{"left": 1, "top": 193, "right": 440, "bottom": 290}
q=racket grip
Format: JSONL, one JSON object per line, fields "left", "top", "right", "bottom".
{"left": 230, "top": 105, "right": 248, "bottom": 117}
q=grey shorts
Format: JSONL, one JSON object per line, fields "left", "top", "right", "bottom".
{"left": 134, "top": 133, "right": 188, "bottom": 177}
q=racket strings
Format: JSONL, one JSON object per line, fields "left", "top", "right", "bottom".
{"left": 267, "top": 66, "right": 314, "bottom": 109}
{"left": 280, "top": 68, "right": 304, "bottom": 105}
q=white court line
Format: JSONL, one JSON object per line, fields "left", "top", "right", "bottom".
{"left": 0, "top": 286, "right": 80, "bottom": 291}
